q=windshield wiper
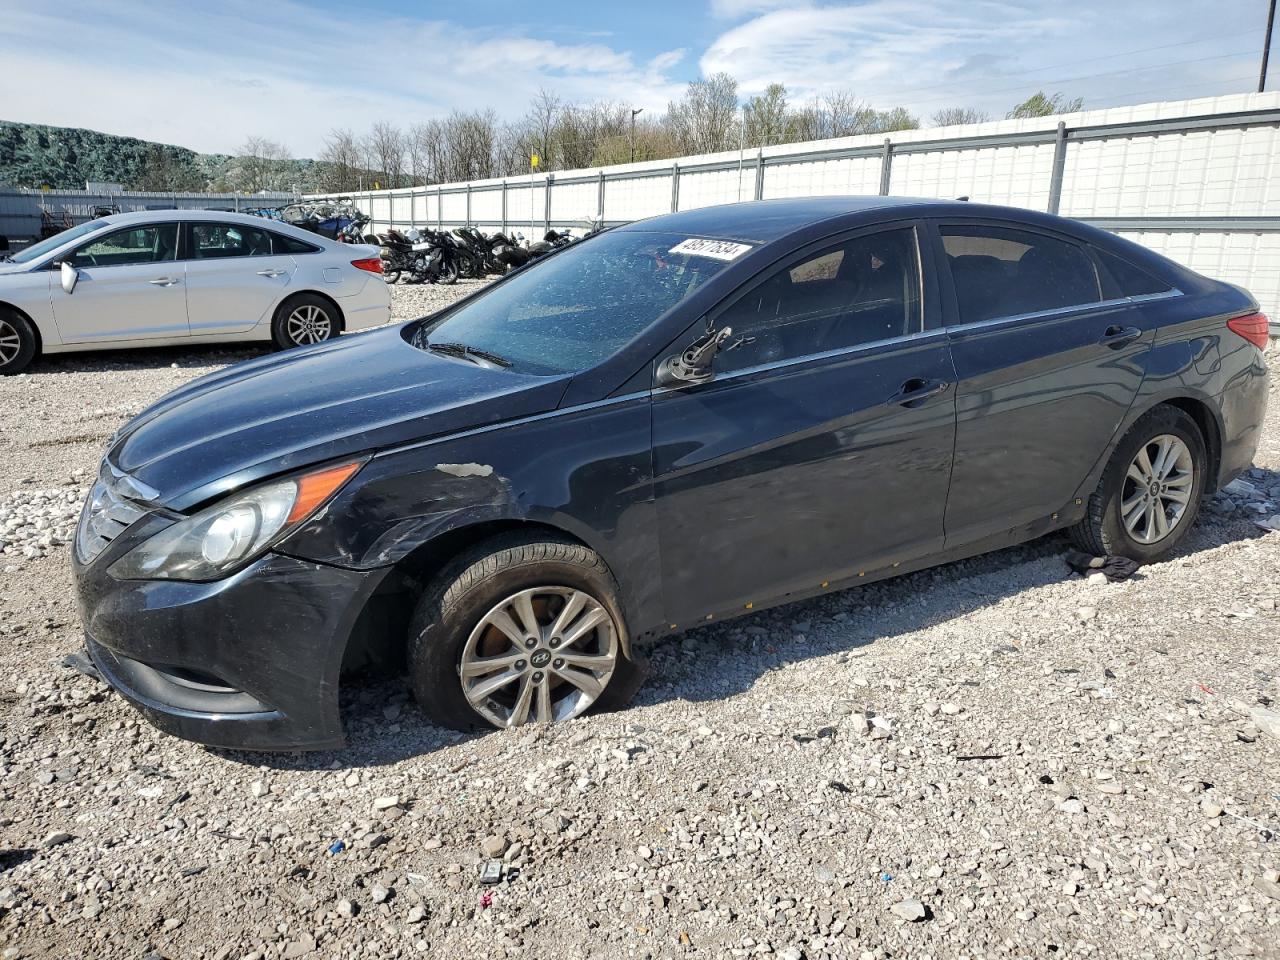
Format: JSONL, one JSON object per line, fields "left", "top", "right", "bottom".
{"left": 426, "top": 341, "right": 512, "bottom": 368}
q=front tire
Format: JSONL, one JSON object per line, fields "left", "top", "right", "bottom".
{"left": 271, "top": 294, "right": 341, "bottom": 350}
{"left": 0, "top": 309, "right": 36, "bottom": 375}
{"left": 1069, "top": 405, "right": 1207, "bottom": 562}
{"left": 407, "top": 534, "right": 643, "bottom": 731}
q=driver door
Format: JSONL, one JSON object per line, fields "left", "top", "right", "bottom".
{"left": 50, "top": 222, "right": 187, "bottom": 343}
{"left": 651, "top": 224, "right": 957, "bottom": 625}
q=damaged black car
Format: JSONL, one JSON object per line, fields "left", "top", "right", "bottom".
{"left": 72, "top": 197, "right": 1270, "bottom": 750}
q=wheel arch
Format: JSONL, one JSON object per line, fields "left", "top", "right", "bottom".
{"left": 275, "top": 289, "right": 346, "bottom": 334}
{"left": 339, "top": 518, "right": 615, "bottom": 677}
{"left": 0, "top": 300, "right": 44, "bottom": 357}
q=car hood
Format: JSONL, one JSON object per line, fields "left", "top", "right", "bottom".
{"left": 109, "top": 323, "right": 570, "bottom": 511}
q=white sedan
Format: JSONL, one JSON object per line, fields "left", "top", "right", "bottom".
{"left": 0, "top": 209, "right": 391, "bottom": 374}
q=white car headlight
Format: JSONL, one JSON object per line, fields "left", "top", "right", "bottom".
{"left": 108, "top": 462, "right": 361, "bottom": 581}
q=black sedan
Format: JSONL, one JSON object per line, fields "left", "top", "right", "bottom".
{"left": 72, "top": 197, "right": 1270, "bottom": 750}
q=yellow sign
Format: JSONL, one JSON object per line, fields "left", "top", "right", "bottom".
{"left": 530, "top": 154, "right": 540, "bottom": 169}
{"left": 373, "top": 181, "right": 381, "bottom": 190}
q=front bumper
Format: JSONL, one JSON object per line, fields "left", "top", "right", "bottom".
{"left": 74, "top": 538, "right": 383, "bottom": 751}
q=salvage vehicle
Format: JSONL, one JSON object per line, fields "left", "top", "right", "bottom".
{"left": 72, "top": 197, "right": 1270, "bottom": 750}
{"left": 0, "top": 210, "right": 390, "bottom": 374}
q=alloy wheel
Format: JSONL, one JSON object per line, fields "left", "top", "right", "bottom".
{"left": 1121, "top": 433, "right": 1195, "bottom": 544}
{"left": 285, "top": 304, "right": 332, "bottom": 345}
{"left": 0, "top": 317, "right": 20, "bottom": 366}
{"left": 458, "top": 586, "right": 619, "bottom": 728}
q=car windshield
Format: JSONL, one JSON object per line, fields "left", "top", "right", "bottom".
{"left": 418, "top": 230, "right": 748, "bottom": 375}
{"left": 8, "top": 220, "right": 109, "bottom": 264}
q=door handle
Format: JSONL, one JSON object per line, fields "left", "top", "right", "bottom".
{"left": 256, "top": 268, "right": 287, "bottom": 278}
{"left": 1098, "top": 324, "right": 1141, "bottom": 349}
{"left": 889, "top": 377, "right": 949, "bottom": 407}
{"left": 147, "top": 277, "right": 180, "bottom": 286}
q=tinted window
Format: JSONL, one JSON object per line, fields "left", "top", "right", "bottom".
{"left": 1096, "top": 249, "right": 1172, "bottom": 298}
{"left": 941, "top": 225, "right": 1100, "bottom": 324}
{"left": 271, "top": 232, "right": 321, "bottom": 254}
{"left": 191, "top": 223, "right": 275, "bottom": 258}
{"left": 422, "top": 230, "right": 740, "bottom": 375}
{"left": 69, "top": 224, "right": 178, "bottom": 268}
{"left": 717, "top": 227, "right": 921, "bottom": 371}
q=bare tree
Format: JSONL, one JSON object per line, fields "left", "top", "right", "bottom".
{"left": 366, "top": 121, "right": 406, "bottom": 188}
{"left": 317, "top": 128, "right": 362, "bottom": 192}
{"left": 237, "top": 136, "right": 290, "bottom": 192}
{"left": 665, "top": 73, "right": 740, "bottom": 154}
{"left": 932, "top": 106, "right": 991, "bottom": 127}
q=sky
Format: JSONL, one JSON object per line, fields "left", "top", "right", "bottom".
{"left": 0, "top": 0, "right": 1273, "bottom": 156}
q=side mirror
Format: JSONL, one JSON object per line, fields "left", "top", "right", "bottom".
{"left": 59, "top": 261, "right": 79, "bottom": 295}
{"left": 655, "top": 325, "right": 733, "bottom": 389}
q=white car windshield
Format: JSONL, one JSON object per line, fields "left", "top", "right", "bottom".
{"left": 7, "top": 220, "right": 108, "bottom": 264}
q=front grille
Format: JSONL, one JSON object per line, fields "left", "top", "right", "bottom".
{"left": 75, "top": 473, "right": 149, "bottom": 564}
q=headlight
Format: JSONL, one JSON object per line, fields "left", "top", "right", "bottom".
{"left": 108, "top": 461, "right": 362, "bottom": 581}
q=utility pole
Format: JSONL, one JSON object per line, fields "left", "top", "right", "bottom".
{"left": 1261, "top": 0, "right": 1277, "bottom": 92}
{"left": 630, "top": 108, "right": 643, "bottom": 163}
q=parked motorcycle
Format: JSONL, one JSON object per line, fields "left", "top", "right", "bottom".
{"left": 370, "top": 228, "right": 414, "bottom": 284}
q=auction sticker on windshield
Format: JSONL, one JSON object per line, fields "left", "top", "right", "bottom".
{"left": 668, "top": 238, "right": 753, "bottom": 261}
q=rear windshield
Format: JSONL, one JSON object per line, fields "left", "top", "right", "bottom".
{"left": 419, "top": 230, "right": 746, "bottom": 375}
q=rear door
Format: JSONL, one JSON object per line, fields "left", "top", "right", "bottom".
{"left": 183, "top": 221, "right": 298, "bottom": 335}
{"left": 652, "top": 224, "right": 957, "bottom": 625}
{"left": 49, "top": 222, "right": 187, "bottom": 343}
{"left": 931, "top": 220, "right": 1153, "bottom": 545}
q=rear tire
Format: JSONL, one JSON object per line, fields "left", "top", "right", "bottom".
{"left": 382, "top": 268, "right": 401, "bottom": 285}
{"left": 0, "top": 309, "right": 36, "bottom": 375}
{"left": 407, "top": 533, "right": 644, "bottom": 731}
{"left": 270, "top": 293, "right": 341, "bottom": 350}
{"left": 1069, "top": 405, "right": 1207, "bottom": 562}
{"left": 438, "top": 258, "right": 459, "bottom": 285}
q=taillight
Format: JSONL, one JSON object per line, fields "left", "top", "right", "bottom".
{"left": 351, "top": 257, "right": 383, "bottom": 274}
{"left": 1226, "top": 312, "right": 1270, "bottom": 350}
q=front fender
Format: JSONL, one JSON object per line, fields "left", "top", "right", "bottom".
{"left": 278, "top": 393, "right": 663, "bottom": 637}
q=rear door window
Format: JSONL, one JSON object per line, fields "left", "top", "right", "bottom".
{"left": 716, "top": 226, "right": 922, "bottom": 371}
{"left": 191, "top": 222, "right": 275, "bottom": 259}
{"left": 940, "top": 224, "right": 1101, "bottom": 324}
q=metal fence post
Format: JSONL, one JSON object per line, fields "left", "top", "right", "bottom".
{"left": 501, "top": 181, "right": 508, "bottom": 233}
{"left": 671, "top": 162, "right": 681, "bottom": 212}
{"left": 597, "top": 170, "right": 606, "bottom": 222}
{"left": 878, "top": 139, "right": 893, "bottom": 196}
{"left": 754, "top": 150, "right": 765, "bottom": 201}
{"left": 1047, "top": 121, "right": 1068, "bottom": 214}
{"left": 437, "top": 189, "right": 442, "bottom": 230}
{"left": 543, "top": 174, "right": 554, "bottom": 233}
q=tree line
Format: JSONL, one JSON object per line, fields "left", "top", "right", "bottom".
{"left": 0, "top": 84, "right": 1082, "bottom": 194}
{"left": 302, "top": 80, "right": 1083, "bottom": 193}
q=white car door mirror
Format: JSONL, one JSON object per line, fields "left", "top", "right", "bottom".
{"left": 59, "top": 261, "right": 79, "bottom": 295}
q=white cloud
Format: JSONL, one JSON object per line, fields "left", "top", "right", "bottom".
{"left": 698, "top": 0, "right": 1263, "bottom": 120}
{"left": 0, "top": 0, "right": 688, "bottom": 155}
{"left": 708, "top": 0, "right": 806, "bottom": 18}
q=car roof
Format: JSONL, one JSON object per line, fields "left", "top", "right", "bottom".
{"left": 60, "top": 207, "right": 332, "bottom": 250}
{"left": 95, "top": 208, "right": 297, "bottom": 227}
{"left": 616, "top": 195, "right": 1110, "bottom": 245}
{"left": 616, "top": 196, "right": 954, "bottom": 243}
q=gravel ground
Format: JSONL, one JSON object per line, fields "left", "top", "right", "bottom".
{"left": 0, "top": 286, "right": 1278, "bottom": 960}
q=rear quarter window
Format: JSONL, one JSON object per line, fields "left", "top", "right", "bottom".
{"left": 271, "top": 232, "right": 322, "bottom": 254}
{"left": 1095, "top": 249, "right": 1173, "bottom": 298}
